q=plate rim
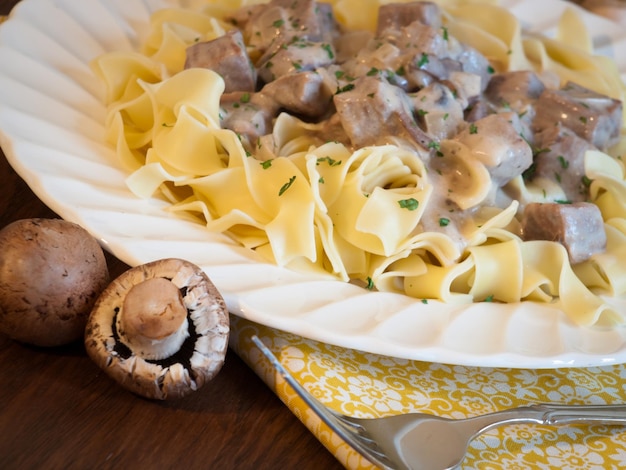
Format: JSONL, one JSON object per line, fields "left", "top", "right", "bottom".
{"left": 2, "top": 0, "right": 626, "bottom": 369}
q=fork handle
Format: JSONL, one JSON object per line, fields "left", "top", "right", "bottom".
{"left": 530, "top": 403, "right": 626, "bottom": 426}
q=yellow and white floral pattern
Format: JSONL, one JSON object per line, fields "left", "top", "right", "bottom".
{"left": 231, "top": 316, "right": 626, "bottom": 469}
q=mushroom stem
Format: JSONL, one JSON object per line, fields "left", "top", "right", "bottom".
{"left": 117, "top": 277, "right": 189, "bottom": 360}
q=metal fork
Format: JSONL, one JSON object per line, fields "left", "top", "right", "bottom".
{"left": 251, "top": 336, "right": 626, "bottom": 470}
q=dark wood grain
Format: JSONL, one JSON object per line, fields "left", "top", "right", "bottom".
{"left": 0, "top": 1, "right": 343, "bottom": 468}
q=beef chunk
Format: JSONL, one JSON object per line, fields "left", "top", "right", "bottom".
{"left": 220, "top": 92, "right": 278, "bottom": 145}
{"left": 455, "top": 113, "right": 533, "bottom": 186}
{"left": 260, "top": 71, "right": 331, "bottom": 117}
{"left": 333, "top": 76, "right": 431, "bottom": 149}
{"left": 376, "top": 1, "right": 443, "bottom": 37}
{"left": 480, "top": 71, "right": 544, "bottom": 144}
{"left": 531, "top": 124, "right": 596, "bottom": 202}
{"left": 270, "top": 0, "right": 336, "bottom": 42}
{"left": 243, "top": 0, "right": 337, "bottom": 54}
{"left": 521, "top": 202, "right": 606, "bottom": 264}
{"left": 257, "top": 39, "right": 336, "bottom": 82}
{"left": 312, "top": 2, "right": 341, "bottom": 43}
{"left": 185, "top": 30, "right": 256, "bottom": 93}
{"left": 242, "top": 4, "right": 290, "bottom": 53}
{"left": 389, "top": 22, "right": 449, "bottom": 58}
{"left": 533, "top": 82, "right": 622, "bottom": 151}
{"left": 484, "top": 71, "right": 545, "bottom": 112}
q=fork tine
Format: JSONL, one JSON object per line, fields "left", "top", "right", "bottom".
{"left": 330, "top": 413, "right": 378, "bottom": 443}
{"left": 251, "top": 336, "right": 398, "bottom": 470}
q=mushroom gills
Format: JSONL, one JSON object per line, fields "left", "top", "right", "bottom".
{"left": 85, "top": 257, "right": 229, "bottom": 400}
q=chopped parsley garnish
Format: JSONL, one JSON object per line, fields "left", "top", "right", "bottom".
{"left": 427, "top": 141, "right": 440, "bottom": 151}
{"left": 439, "top": 217, "right": 450, "bottom": 227}
{"left": 278, "top": 175, "right": 296, "bottom": 196}
{"left": 417, "top": 53, "right": 429, "bottom": 68}
{"left": 317, "top": 156, "right": 342, "bottom": 166}
{"left": 260, "top": 160, "right": 272, "bottom": 169}
{"left": 427, "top": 140, "right": 443, "bottom": 157}
{"left": 336, "top": 83, "right": 355, "bottom": 94}
{"left": 522, "top": 162, "right": 537, "bottom": 181}
{"left": 322, "top": 43, "right": 334, "bottom": 59}
{"left": 398, "top": 198, "right": 419, "bottom": 211}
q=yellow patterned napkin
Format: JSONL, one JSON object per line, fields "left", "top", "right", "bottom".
{"left": 230, "top": 315, "right": 626, "bottom": 469}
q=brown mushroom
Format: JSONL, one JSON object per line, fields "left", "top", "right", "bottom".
{"left": 84, "top": 258, "right": 229, "bottom": 400}
{"left": 0, "top": 218, "right": 110, "bottom": 347}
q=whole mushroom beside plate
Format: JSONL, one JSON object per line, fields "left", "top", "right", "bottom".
{"left": 85, "top": 258, "right": 230, "bottom": 400}
{"left": 0, "top": 218, "right": 110, "bottom": 347}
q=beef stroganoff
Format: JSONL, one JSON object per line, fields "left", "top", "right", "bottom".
{"left": 91, "top": 0, "right": 626, "bottom": 328}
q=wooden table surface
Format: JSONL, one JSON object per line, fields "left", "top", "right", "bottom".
{"left": 0, "top": 1, "right": 343, "bottom": 468}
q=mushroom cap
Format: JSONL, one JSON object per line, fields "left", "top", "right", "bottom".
{"left": 84, "top": 258, "right": 229, "bottom": 400}
{"left": 0, "top": 218, "right": 110, "bottom": 347}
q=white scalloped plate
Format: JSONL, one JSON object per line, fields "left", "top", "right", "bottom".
{"left": 1, "top": 0, "right": 625, "bottom": 368}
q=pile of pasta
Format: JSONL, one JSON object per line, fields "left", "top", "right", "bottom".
{"left": 92, "top": 0, "right": 626, "bottom": 327}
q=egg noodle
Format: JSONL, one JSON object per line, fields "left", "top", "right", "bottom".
{"left": 91, "top": 0, "right": 626, "bottom": 327}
